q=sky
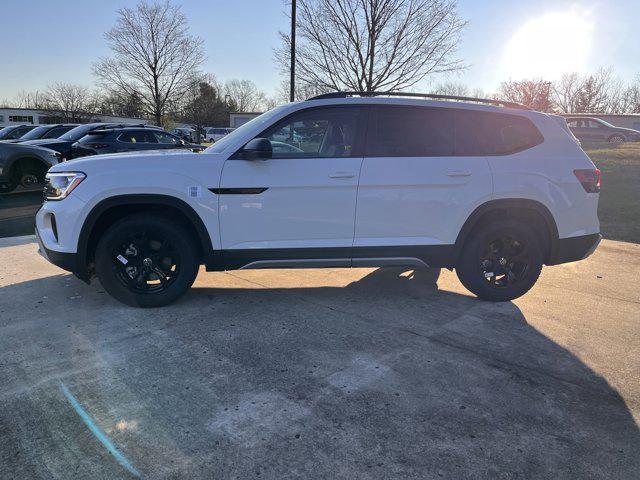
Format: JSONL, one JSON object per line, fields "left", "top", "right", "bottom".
{"left": 1, "top": 0, "right": 639, "bottom": 101}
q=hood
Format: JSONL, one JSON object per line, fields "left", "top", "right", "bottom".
{"left": 617, "top": 127, "right": 640, "bottom": 135}
{"left": 21, "top": 138, "right": 69, "bottom": 147}
{"left": 49, "top": 149, "right": 214, "bottom": 173}
{"left": 3, "top": 142, "right": 61, "bottom": 156}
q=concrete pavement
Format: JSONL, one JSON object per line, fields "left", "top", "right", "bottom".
{"left": 0, "top": 237, "right": 639, "bottom": 479}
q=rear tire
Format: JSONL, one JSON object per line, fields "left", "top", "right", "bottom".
{"left": 95, "top": 214, "right": 199, "bottom": 307}
{"left": 456, "top": 221, "right": 543, "bottom": 302}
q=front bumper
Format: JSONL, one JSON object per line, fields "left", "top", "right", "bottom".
{"left": 548, "top": 233, "right": 602, "bottom": 265}
{"left": 36, "top": 226, "right": 77, "bottom": 273}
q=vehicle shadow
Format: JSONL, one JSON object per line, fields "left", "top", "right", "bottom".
{"left": 0, "top": 268, "right": 638, "bottom": 479}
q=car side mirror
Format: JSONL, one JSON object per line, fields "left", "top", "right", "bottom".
{"left": 180, "top": 138, "right": 186, "bottom": 145}
{"left": 241, "top": 138, "right": 272, "bottom": 160}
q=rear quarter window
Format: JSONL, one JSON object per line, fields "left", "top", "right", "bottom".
{"left": 455, "top": 111, "right": 543, "bottom": 156}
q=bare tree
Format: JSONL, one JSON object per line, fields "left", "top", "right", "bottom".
{"left": 572, "top": 69, "right": 615, "bottom": 113}
{"left": 276, "top": 0, "right": 467, "bottom": 93}
{"left": 223, "top": 79, "right": 266, "bottom": 112}
{"left": 431, "top": 81, "right": 470, "bottom": 96}
{"left": 551, "top": 73, "right": 582, "bottom": 113}
{"left": 93, "top": 0, "right": 205, "bottom": 126}
{"left": 277, "top": 78, "right": 331, "bottom": 102}
{"left": 43, "top": 83, "right": 96, "bottom": 122}
{"left": 15, "top": 90, "right": 46, "bottom": 109}
{"left": 497, "top": 79, "right": 553, "bottom": 112}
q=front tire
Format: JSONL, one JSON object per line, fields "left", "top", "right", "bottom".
{"left": 608, "top": 134, "right": 625, "bottom": 144}
{"left": 95, "top": 214, "right": 199, "bottom": 307}
{"left": 456, "top": 221, "right": 543, "bottom": 302}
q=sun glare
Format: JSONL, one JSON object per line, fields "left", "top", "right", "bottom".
{"left": 499, "top": 10, "right": 594, "bottom": 80}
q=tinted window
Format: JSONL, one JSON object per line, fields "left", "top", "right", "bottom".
{"left": 43, "top": 126, "right": 74, "bottom": 139}
{"left": 59, "top": 124, "right": 103, "bottom": 141}
{"left": 260, "top": 107, "right": 363, "bottom": 159}
{"left": 367, "top": 106, "right": 454, "bottom": 157}
{"left": 17, "top": 126, "right": 50, "bottom": 140}
{"left": 154, "top": 131, "right": 181, "bottom": 144}
{"left": 455, "top": 111, "right": 543, "bottom": 156}
{"left": 78, "top": 133, "right": 110, "bottom": 144}
{"left": 118, "top": 131, "right": 158, "bottom": 143}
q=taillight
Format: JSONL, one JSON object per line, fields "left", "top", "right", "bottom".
{"left": 574, "top": 168, "right": 601, "bottom": 193}
{"left": 88, "top": 143, "right": 109, "bottom": 148}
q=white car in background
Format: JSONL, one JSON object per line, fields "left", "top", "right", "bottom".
{"left": 204, "top": 127, "right": 234, "bottom": 143}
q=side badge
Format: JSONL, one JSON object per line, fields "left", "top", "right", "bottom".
{"left": 188, "top": 186, "right": 202, "bottom": 198}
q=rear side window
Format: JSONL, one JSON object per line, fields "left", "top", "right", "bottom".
{"left": 455, "top": 111, "right": 543, "bottom": 156}
{"left": 367, "top": 106, "right": 454, "bottom": 157}
{"left": 118, "top": 131, "right": 158, "bottom": 143}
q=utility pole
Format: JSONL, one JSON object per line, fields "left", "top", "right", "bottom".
{"left": 289, "top": 0, "right": 296, "bottom": 102}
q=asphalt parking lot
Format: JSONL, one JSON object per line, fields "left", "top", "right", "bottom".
{"left": 0, "top": 188, "right": 42, "bottom": 238}
{"left": 0, "top": 236, "right": 638, "bottom": 479}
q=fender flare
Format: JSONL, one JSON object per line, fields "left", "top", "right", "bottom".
{"left": 451, "top": 199, "right": 560, "bottom": 264}
{"left": 75, "top": 194, "right": 216, "bottom": 280}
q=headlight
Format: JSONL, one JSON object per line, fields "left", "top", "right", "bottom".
{"left": 44, "top": 172, "right": 85, "bottom": 200}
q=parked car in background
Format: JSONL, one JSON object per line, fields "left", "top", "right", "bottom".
{"left": 566, "top": 117, "right": 640, "bottom": 143}
{"left": 71, "top": 126, "right": 205, "bottom": 158}
{"left": 21, "top": 123, "right": 150, "bottom": 160}
{"left": 0, "top": 125, "right": 38, "bottom": 141}
{"left": 170, "top": 127, "right": 195, "bottom": 142}
{"left": 204, "top": 127, "right": 234, "bottom": 143}
{"left": 0, "top": 143, "right": 61, "bottom": 193}
{"left": 0, "top": 124, "right": 78, "bottom": 144}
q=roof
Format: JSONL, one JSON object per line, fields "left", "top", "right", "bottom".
{"left": 307, "top": 91, "right": 530, "bottom": 110}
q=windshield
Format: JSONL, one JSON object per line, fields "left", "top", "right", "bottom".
{"left": 59, "top": 124, "right": 96, "bottom": 142}
{"left": 595, "top": 118, "right": 616, "bottom": 128}
{"left": 0, "top": 127, "right": 16, "bottom": 139}
{"left": 18, "top": 126, "right": 50, "bottom": 140}
{"left": 206, "top": 105, "right": 290, "bottom": 154}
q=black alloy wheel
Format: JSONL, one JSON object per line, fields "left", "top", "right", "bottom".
{"left": 479, "top": 235, "right": 531, "bottom": 289}
{"left": 95, "top": 214, "right": 199, "bottom": 307}
{"left": 456, "top": 221, "right": 543, "bottom": 302}
{"left": 112, "top": 230, "right": 181, "bottom": 294}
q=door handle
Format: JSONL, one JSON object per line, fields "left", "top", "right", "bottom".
{"left": 329, "top": 172, "right": 356, "bottom": 179}
{"left": 446, "top": 170, "right": 472, "bottom": 177}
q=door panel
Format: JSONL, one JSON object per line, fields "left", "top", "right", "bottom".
{"left": 219, "top": 106, "right": 366, "bottom": 252}
{"left": 219, "top": 157, "right": 362, "bottom": 249}
{"left": 354, "top": 106, "right": 493, "bottom": 248}
{"left": 354, "top": 156, "right": 492, "bottom": 246}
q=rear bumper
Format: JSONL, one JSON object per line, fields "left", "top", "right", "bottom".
{"left": 548, "top": 233, "right": 601, "bottom": 265}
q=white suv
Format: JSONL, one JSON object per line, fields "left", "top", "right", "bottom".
{"left": 35, "top": 92, "right": 601, "bottom": 307}
{"left": 204, "top": 127, "right": 234, "bottom": 143}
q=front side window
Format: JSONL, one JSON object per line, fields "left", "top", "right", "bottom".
{"left": 259, "top": 106, "right": 363, "bottom": 159}
{"left": 455, "top": 110, "right": 543, "bottom": 156}
{"left": 366, "top": 106, "right": 454, "bottom": 157}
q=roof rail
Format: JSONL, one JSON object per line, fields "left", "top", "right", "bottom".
{"left": 307, "top": 91, "right": 531, "bottom": 110}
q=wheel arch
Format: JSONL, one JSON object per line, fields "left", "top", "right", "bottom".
{"left": 6, "top": 155, "right": 51, "bottom": 178}
{"left": 76, "top": 194, "right": 216, "bottom": 281}
{"left": 452, "top": 199, "right": 560, "bottom": 266}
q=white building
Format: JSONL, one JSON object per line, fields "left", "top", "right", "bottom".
{"left": 229, "top": 112, "right": 262, "bottom": 128}
{"left": 0, "top": 108, "right": 150, "bottom": 128}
